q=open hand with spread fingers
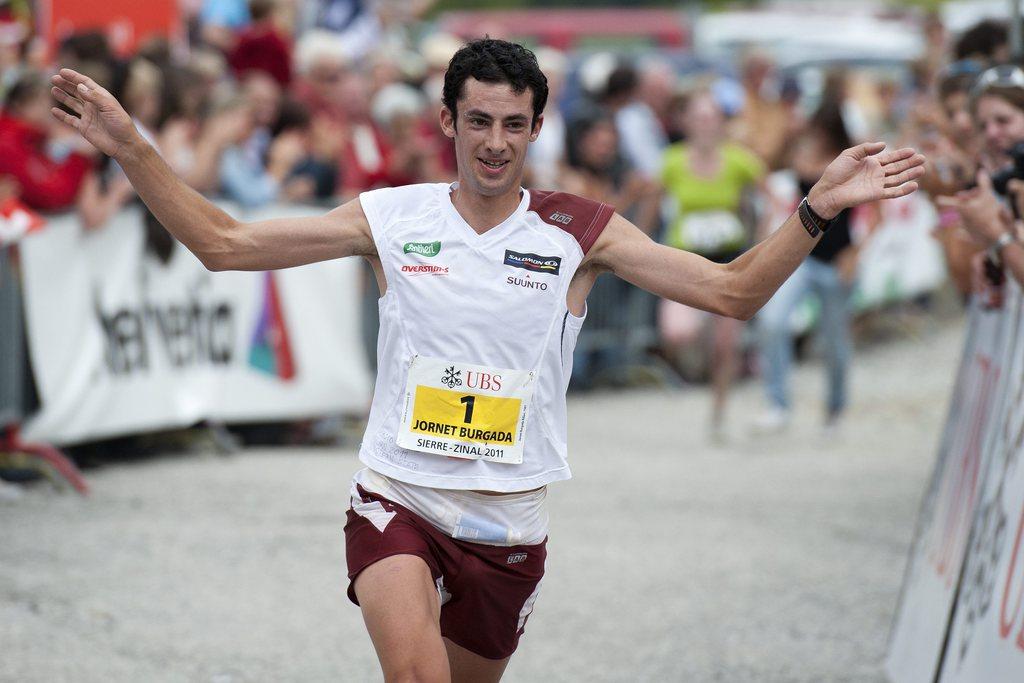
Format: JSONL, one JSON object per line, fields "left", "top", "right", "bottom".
{"left": 49, "top": 68, "right": 139, "bottom": 160}
{"left": 807, "top": 142, "right": 927, "bottom": 220}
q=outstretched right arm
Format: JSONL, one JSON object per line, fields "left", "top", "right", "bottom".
{"left": 50, "top": 68, "right": 375, "bottom": 272}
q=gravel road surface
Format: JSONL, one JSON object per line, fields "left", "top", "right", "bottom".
{"left": 0, "top": 319, "right": 963, "bottom": 682}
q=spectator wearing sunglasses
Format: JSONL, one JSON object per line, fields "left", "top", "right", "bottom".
{"left": 938, "top": 64, "right": 1024, "bottom": 289}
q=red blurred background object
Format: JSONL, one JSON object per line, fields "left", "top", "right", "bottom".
{"left": 39, "top": 0, "right": 181, "bottom": 58}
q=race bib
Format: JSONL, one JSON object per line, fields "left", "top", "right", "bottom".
{"left": 676, "top": 210, "right": 746, "bottom": 254}
{"left": 396, "top": 355, "right": 535, "bottom": 464}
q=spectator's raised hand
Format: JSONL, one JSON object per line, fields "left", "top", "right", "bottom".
{"left": 203, "top": 107, "right": 252, "bottom": 148}
{"left": 309, "top": 115, "right": 346, "bottom": 162}
{"left": 50, "top": 69, "right": 138, "bottom": 159}
{"left": 808, "top": 143, "right": 926, "bottom": 219}
{"left": 937, "top": 171, "right": 1012, "bottom": 246}
{"left": 267, "top": 131, "right": 307, "bottom": 178}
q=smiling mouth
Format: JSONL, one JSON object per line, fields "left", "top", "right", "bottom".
{"left": 479, "top": 158, "right": 509, "bottom": 170}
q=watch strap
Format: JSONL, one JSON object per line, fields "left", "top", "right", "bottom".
{"left": 798, "top": 197, "right": 833, "bottom": 238}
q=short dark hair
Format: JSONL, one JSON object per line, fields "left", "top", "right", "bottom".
{"left": 602, "top": 64, "right": 638, "bottom": 103}
{"left": 4, "top": 71, "right": 49, "bottom": 111}
{"left": 938, "top": 71, "right": 976, "bottom": 101}
{"left": 58, "top": 30, "right": 113, "bottom": 64}
{"left": 249, "top": 0, "right": 275, "bottom": 22}
{"left": 442, "top": 38, "right": 548, "bottom": 127}
{"left": 972, "top": 85, "right": 1024, "bottom": 116}
{"left": 954, "top": 20, "right": 1008, "bottom": 62}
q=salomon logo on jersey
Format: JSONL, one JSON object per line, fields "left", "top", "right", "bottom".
{"left": 503, "top": 250, "right": 561, "bottom": 275}
{"left": 549, "top": 211, "right": 573, "bottom": 225}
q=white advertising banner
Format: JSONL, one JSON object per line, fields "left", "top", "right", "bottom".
{"left": 18, "top": 204, "right": 373, "bottom": 445}
{"left": 939, "top": 280, "right": 1024, "bottom": 683}
{"left": 885, "top": 302, "right": 1007, "bottom": 683}
{"left": 854, "top": 192, "right": 946, "bottom": 309}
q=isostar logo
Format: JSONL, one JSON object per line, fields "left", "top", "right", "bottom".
{"left": 401, "top": 264, "right": 450, "bottom": 275}
{"left": 248, "top": 271, "right": 296, "bottom": 381}
{"left": 549, "top": 211, "right": 573, "bottom": 225}
{"left": 403, "top": 241, "right": 441, "bottom": 257}
{"left": 503, "top": 250, "right": 561, "bottom": 276}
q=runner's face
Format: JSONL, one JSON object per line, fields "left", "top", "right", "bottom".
{"left": 441, "top": 78, "right": 541, "bottom": 197}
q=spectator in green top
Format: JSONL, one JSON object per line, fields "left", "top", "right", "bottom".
{"left": 659, "top": 88, "right": 766, "bottom": 442}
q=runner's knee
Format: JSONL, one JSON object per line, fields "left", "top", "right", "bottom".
{"left": 385, "top": 661, "right": 451, "bottom": 683}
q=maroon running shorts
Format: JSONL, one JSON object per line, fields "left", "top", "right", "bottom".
{"left": 344, "top": 485, "right": 547, "bottom": 660}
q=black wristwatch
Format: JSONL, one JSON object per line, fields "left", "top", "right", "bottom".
{"left": 798, "top": 197, "right": 835, "bottom": 238}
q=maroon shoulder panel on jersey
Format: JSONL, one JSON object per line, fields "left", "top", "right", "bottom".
{"left": 527, "top": 190, "right": 615, "bottom": 255}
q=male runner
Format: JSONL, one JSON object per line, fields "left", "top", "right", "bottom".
{"left": 51, "top": 38, "right": 924, "bottom": 682}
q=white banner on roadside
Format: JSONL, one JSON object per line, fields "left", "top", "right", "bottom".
{"left": 18, "top": 204, "right": 373, "bottom": 445}
{"left": 885, "top": 302, "right": 1007, "bottom": 683}
{"left": 854, "top": 193, "right": 946, "bottom": 309}
{"left": 939, "top": 280, "right": 1024, "bottom": 683}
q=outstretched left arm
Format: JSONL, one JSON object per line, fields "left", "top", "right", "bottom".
{"left": 588, "top": 142, "right": 925, "bottom": 320}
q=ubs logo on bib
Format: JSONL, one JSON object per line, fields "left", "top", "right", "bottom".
{"left": 441, "top": 365, "right": 462, "bottom": 388}
{"left": 503, "top": 250, "right": 561, "bottom": 276}
{"left": 440, "top": 364, "right": 502, "bottom": 391}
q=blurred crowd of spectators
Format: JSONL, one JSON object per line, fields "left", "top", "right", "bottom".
{"left": 0, "top": 3, "right": 1005, "bottom": 244}
{"left": 0, "top": 2, "right": 959, "bottom": 221}
{"left": 916, "top": 19, "right": 1024, "bottom": 298}
{"left": 0, "top": 0, "right": 460, "bottom": 220}
{"left": 3, "top": 2, "right": 1024, "bottom": 442}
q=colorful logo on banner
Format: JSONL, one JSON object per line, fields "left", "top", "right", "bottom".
{"left": 248, "top": 272, "right": 296, "bottom": 381}
{"left": 0, "top": 197, "right": 45, "bottom": 246}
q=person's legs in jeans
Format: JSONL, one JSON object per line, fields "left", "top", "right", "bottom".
{"left": 756, "top": 261, "right": 811, "bottom": 420}
{"left": 806, "top": 259, "right": 853, "bottom": 422}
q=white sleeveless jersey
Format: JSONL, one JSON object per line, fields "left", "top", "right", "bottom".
{"left": 357, "top": 183, "right": 614, "bottom": 492}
